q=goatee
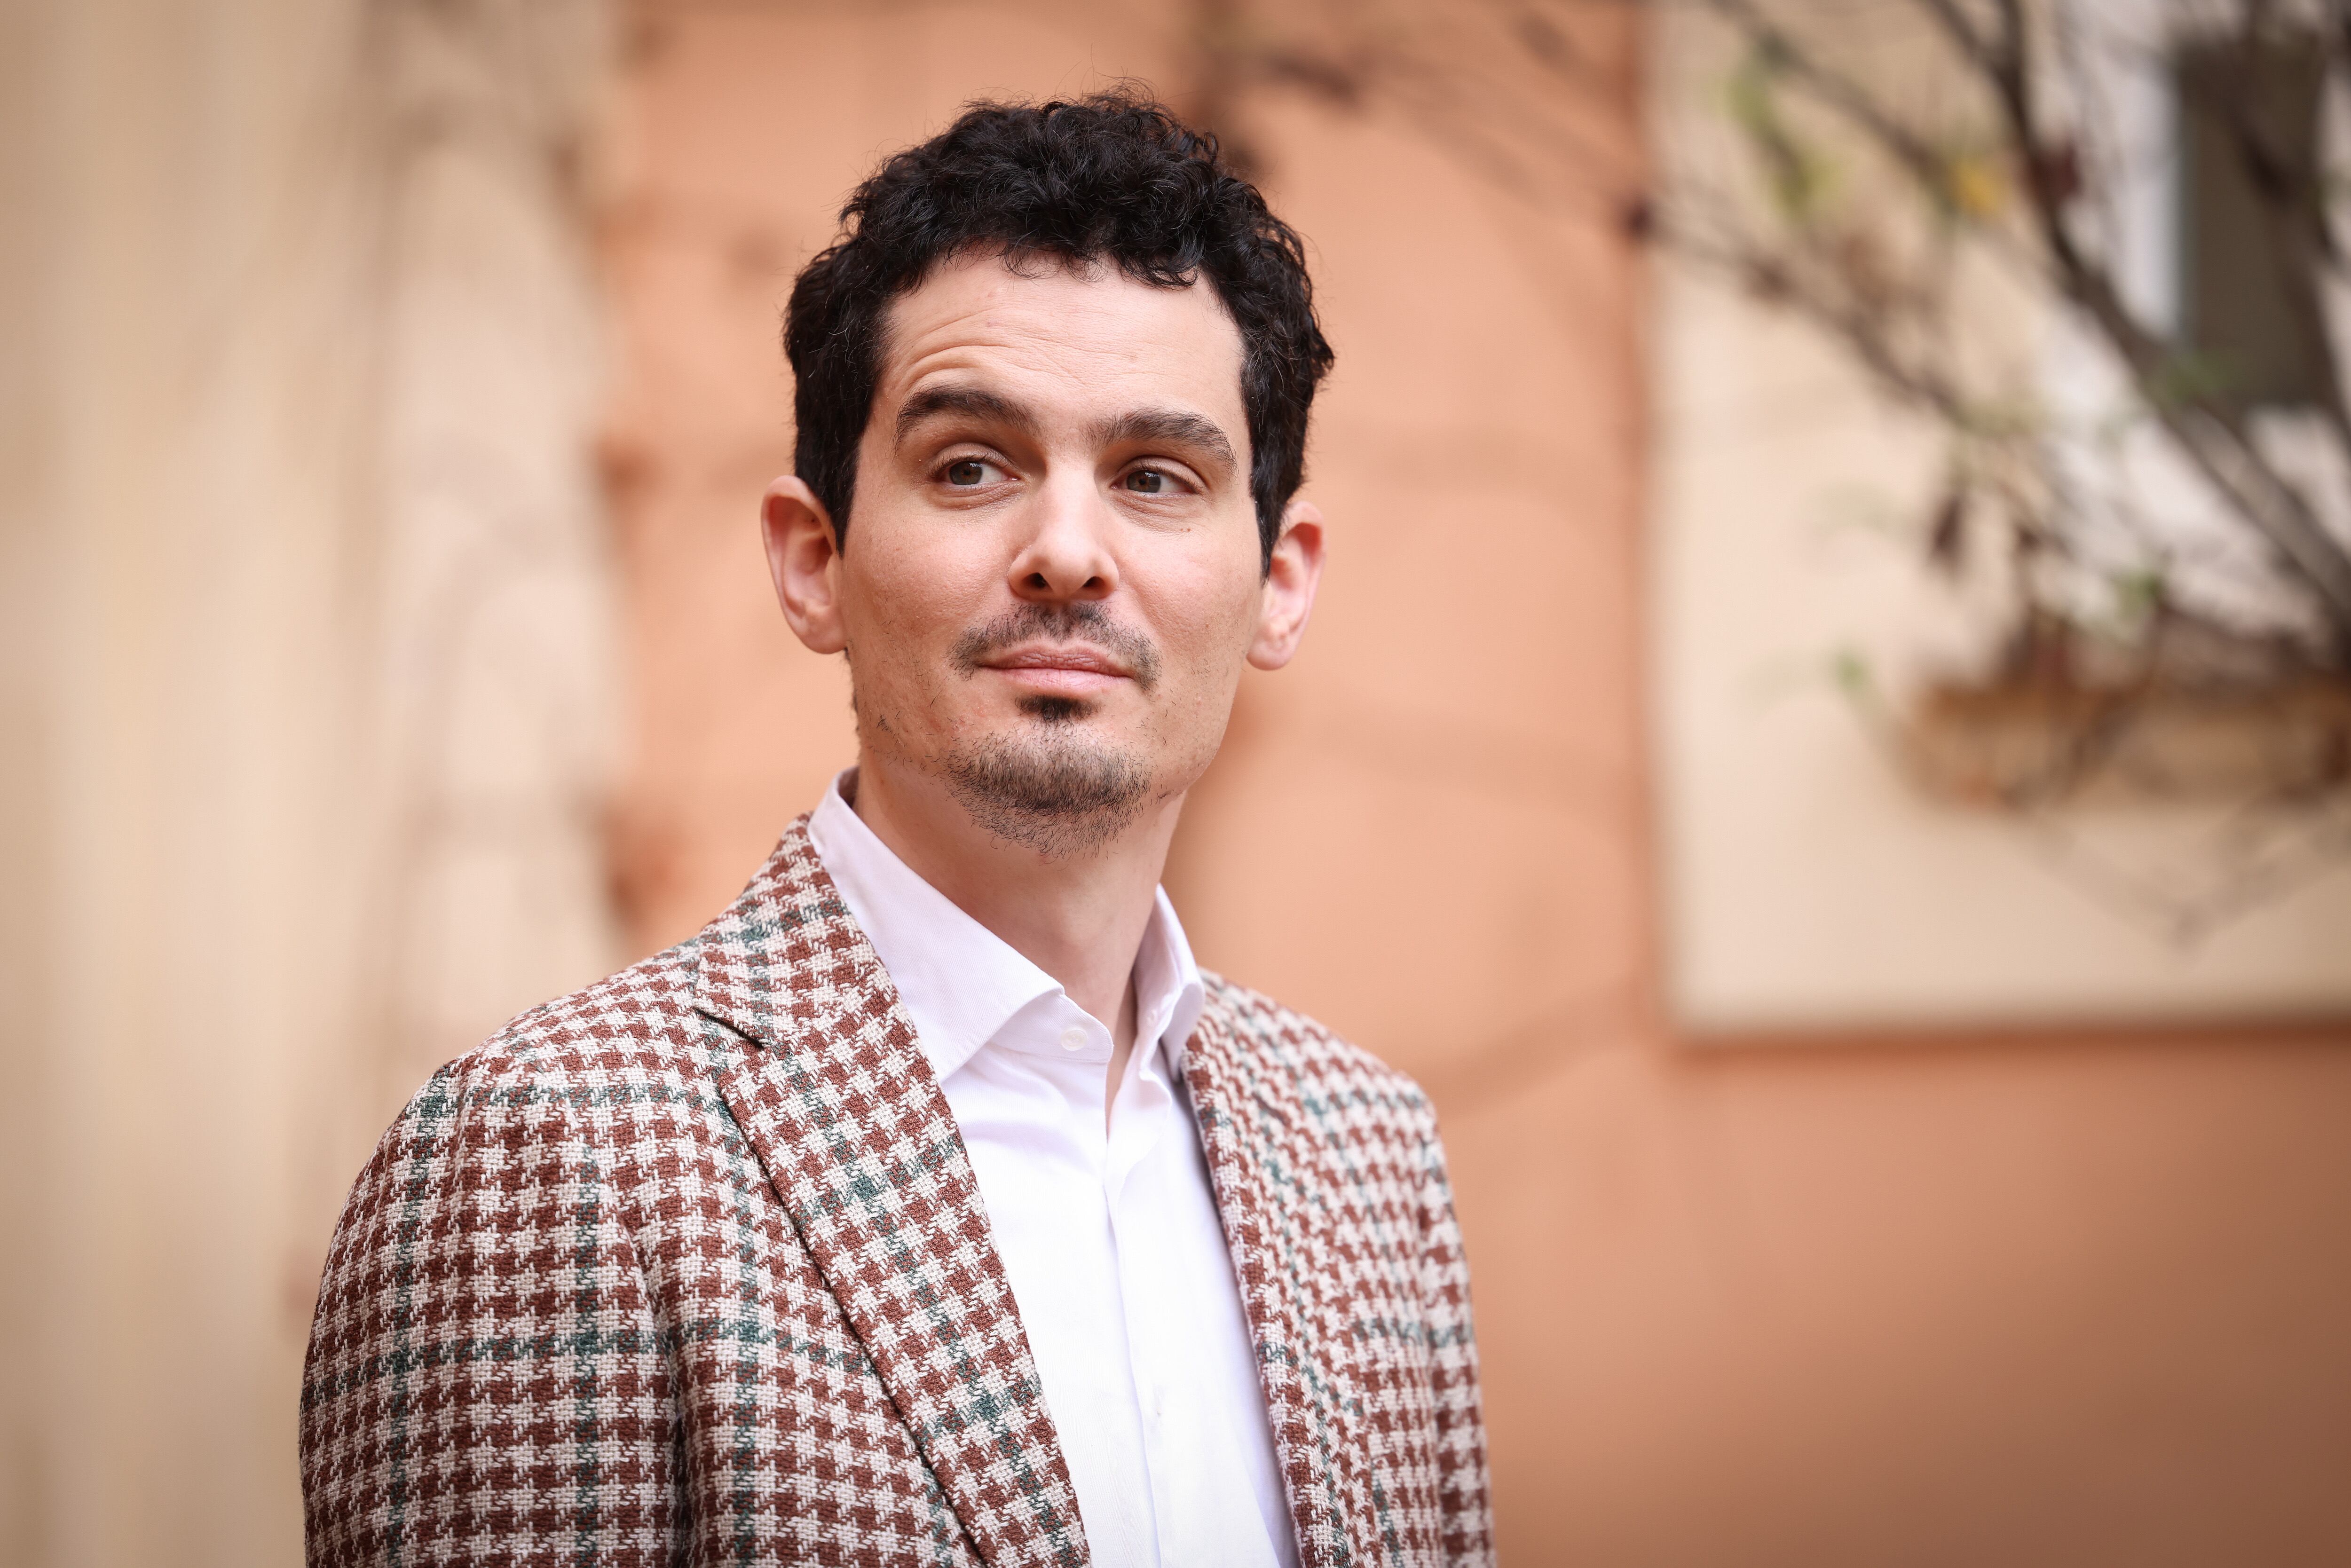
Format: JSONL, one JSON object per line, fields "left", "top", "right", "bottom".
{"left": 942, "top": 726, "right": 1152, "bottom": 858}
{"left": 936, "top": 600, "right": 1161, "bottom": 855}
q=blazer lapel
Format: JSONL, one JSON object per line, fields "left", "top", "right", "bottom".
{"left": 694, "top": 818, "right": 1086, "bottom": 1568}
{"left": 1182, "top": 1000, "right": 1363, "bottom": 1568}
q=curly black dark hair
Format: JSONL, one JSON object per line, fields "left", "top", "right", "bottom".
{"left": 783, "top": 89, "right": 1335, "bottom": 565}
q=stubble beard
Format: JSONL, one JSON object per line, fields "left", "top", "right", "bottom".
{"left": 942, "top": 711, "right": 1153, "bottom": 859}
{"left": 937, "top": 603, "right": 1160, "bottom": 859}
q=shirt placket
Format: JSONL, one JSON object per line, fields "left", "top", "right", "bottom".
{"left": 1103, "top": 1033, "right": 1184, "bottom": 1566}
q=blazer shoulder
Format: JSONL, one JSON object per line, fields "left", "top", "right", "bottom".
{"left": 418, "top": 936, "right": 721, "bottom": 1111}
{"left": 1199, "top": 969, "right": 1436, "bottom": 1132}
{"left": 337, "top": 938, "right": 730, "bottom": 1261}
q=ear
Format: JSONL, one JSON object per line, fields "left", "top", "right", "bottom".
{"left": 762, "top": 475, "right": 847, "bottom": 654}
{"left": 1247, "top": 497, "right": 1325, "bottom": 671}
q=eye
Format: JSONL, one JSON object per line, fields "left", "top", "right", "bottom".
{"left": 945, "top": 458, "right": 992, "bottom": 487}
{"left": 1121, "top": 468, "right": 1169, "bottom": 495}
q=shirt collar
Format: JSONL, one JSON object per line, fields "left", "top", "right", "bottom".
{"left": 807, "top": 769, "right": 1204, "bottom": 1084}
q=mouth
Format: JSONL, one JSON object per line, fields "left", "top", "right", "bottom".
{"left": 973, "top": 641, "right": 1136, "bottom": 698}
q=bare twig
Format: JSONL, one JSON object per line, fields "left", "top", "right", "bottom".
{"left": 1204, "top": 0, "right": 2351, "bottom": 662}
{"left": 1676, "top": 0, "right": 2351, "bottom": 654}
{"left": 1976, "top": 1, "right": 2351, "bottom": 651}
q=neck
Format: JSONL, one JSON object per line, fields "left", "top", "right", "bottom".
{"left": 845, "top": 752, "right": 1179, "bottom": 1039}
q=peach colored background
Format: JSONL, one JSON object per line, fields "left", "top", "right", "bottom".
{"left": 17, "top": 3, "right": 2336, "bottom": 1563}
{"left": 600, "top": 4, "right": 2351, "bottom": 1565}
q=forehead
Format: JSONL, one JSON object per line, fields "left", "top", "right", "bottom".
{"left": 872, "top": 251, "right": 1247, "bottom": 431}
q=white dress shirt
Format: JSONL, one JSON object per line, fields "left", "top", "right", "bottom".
{"left": 807, "top": 773, "right": 1296, "bottom": 1568}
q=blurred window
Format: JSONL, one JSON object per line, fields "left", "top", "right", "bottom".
{"left": 2174, "top": 34, "right": 2328, "bottom": 413}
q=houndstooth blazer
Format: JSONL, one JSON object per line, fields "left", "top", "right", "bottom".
{"left": 300, "top": 817, "right": 1494, "bottom": 1566}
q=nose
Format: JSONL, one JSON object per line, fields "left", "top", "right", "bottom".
{"left": 1007, "top": 471, "right": 1119, "bottom": 605}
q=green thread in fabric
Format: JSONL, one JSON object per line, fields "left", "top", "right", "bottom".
{"left": 777, "top": 1046, "right": 1087, "bottom": 1568}
{"left": 383, "top": 1069, "right": 456, "bottom": 1565}
{"left": 572, "top": 1144, "right": 615, "bottom": 1561}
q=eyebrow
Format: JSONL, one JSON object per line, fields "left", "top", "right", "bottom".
{"left": 1089, "top": 407, "right": 1238, "bottom": 472}
{"left": 894, "top": 384, "right": 1039, "bottom": 442}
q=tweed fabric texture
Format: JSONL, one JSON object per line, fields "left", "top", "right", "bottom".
{"left": 301, "top": 818, "right": 1492, "bottom": 1566}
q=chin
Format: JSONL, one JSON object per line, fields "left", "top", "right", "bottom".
{"left": 941, "top": 716, "right": 1158, "bottom": 858}
{"left": 1015, "top": 693, "right": 1093, "bottom": 725}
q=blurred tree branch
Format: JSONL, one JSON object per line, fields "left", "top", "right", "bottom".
{"left": 1191, "top": 0, "right": 2351, "bottom": 672}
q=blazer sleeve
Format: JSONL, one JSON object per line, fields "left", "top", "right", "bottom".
{"left": 1418, "top": 1108, "right": 1497, "bottom": 1565}
{"left": 299, "top": 1054, "right": 677, "bottom": 1566}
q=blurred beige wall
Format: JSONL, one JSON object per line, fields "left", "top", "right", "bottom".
{"left": 2, "top": 1, "right": 621, "bottom": 1562}
{"left": 602, "top": 4, "right": 2351, "bottom": 1566}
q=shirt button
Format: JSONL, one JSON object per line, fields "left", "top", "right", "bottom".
{"left": 1058, "top": 1025, "right": 1087, "bottom": 1052}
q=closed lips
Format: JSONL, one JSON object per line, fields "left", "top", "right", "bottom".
{"left": 982, "top": 644, "right": 1132, "bottom": 677}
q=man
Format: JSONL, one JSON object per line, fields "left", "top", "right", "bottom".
{"left": 302, "top": 92, "right": 1491, "bottom": 1567}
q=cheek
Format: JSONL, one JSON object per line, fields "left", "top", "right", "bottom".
{"left": 1147, "top": 556, "right": 1265, "bottom": 709}
{"left": 857, "top": 572, "right": 943, "bottom": 655}
{"left": 842, "top": 529, "right": 989, "bottom": 682}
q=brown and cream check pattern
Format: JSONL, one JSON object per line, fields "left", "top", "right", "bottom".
{"left": 301, "top": 818, "right": 1493, "bottom": 1565}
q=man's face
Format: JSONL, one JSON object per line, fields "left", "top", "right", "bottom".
{"left": 768, "top": 250, "right": 1318, "bottom": 856}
